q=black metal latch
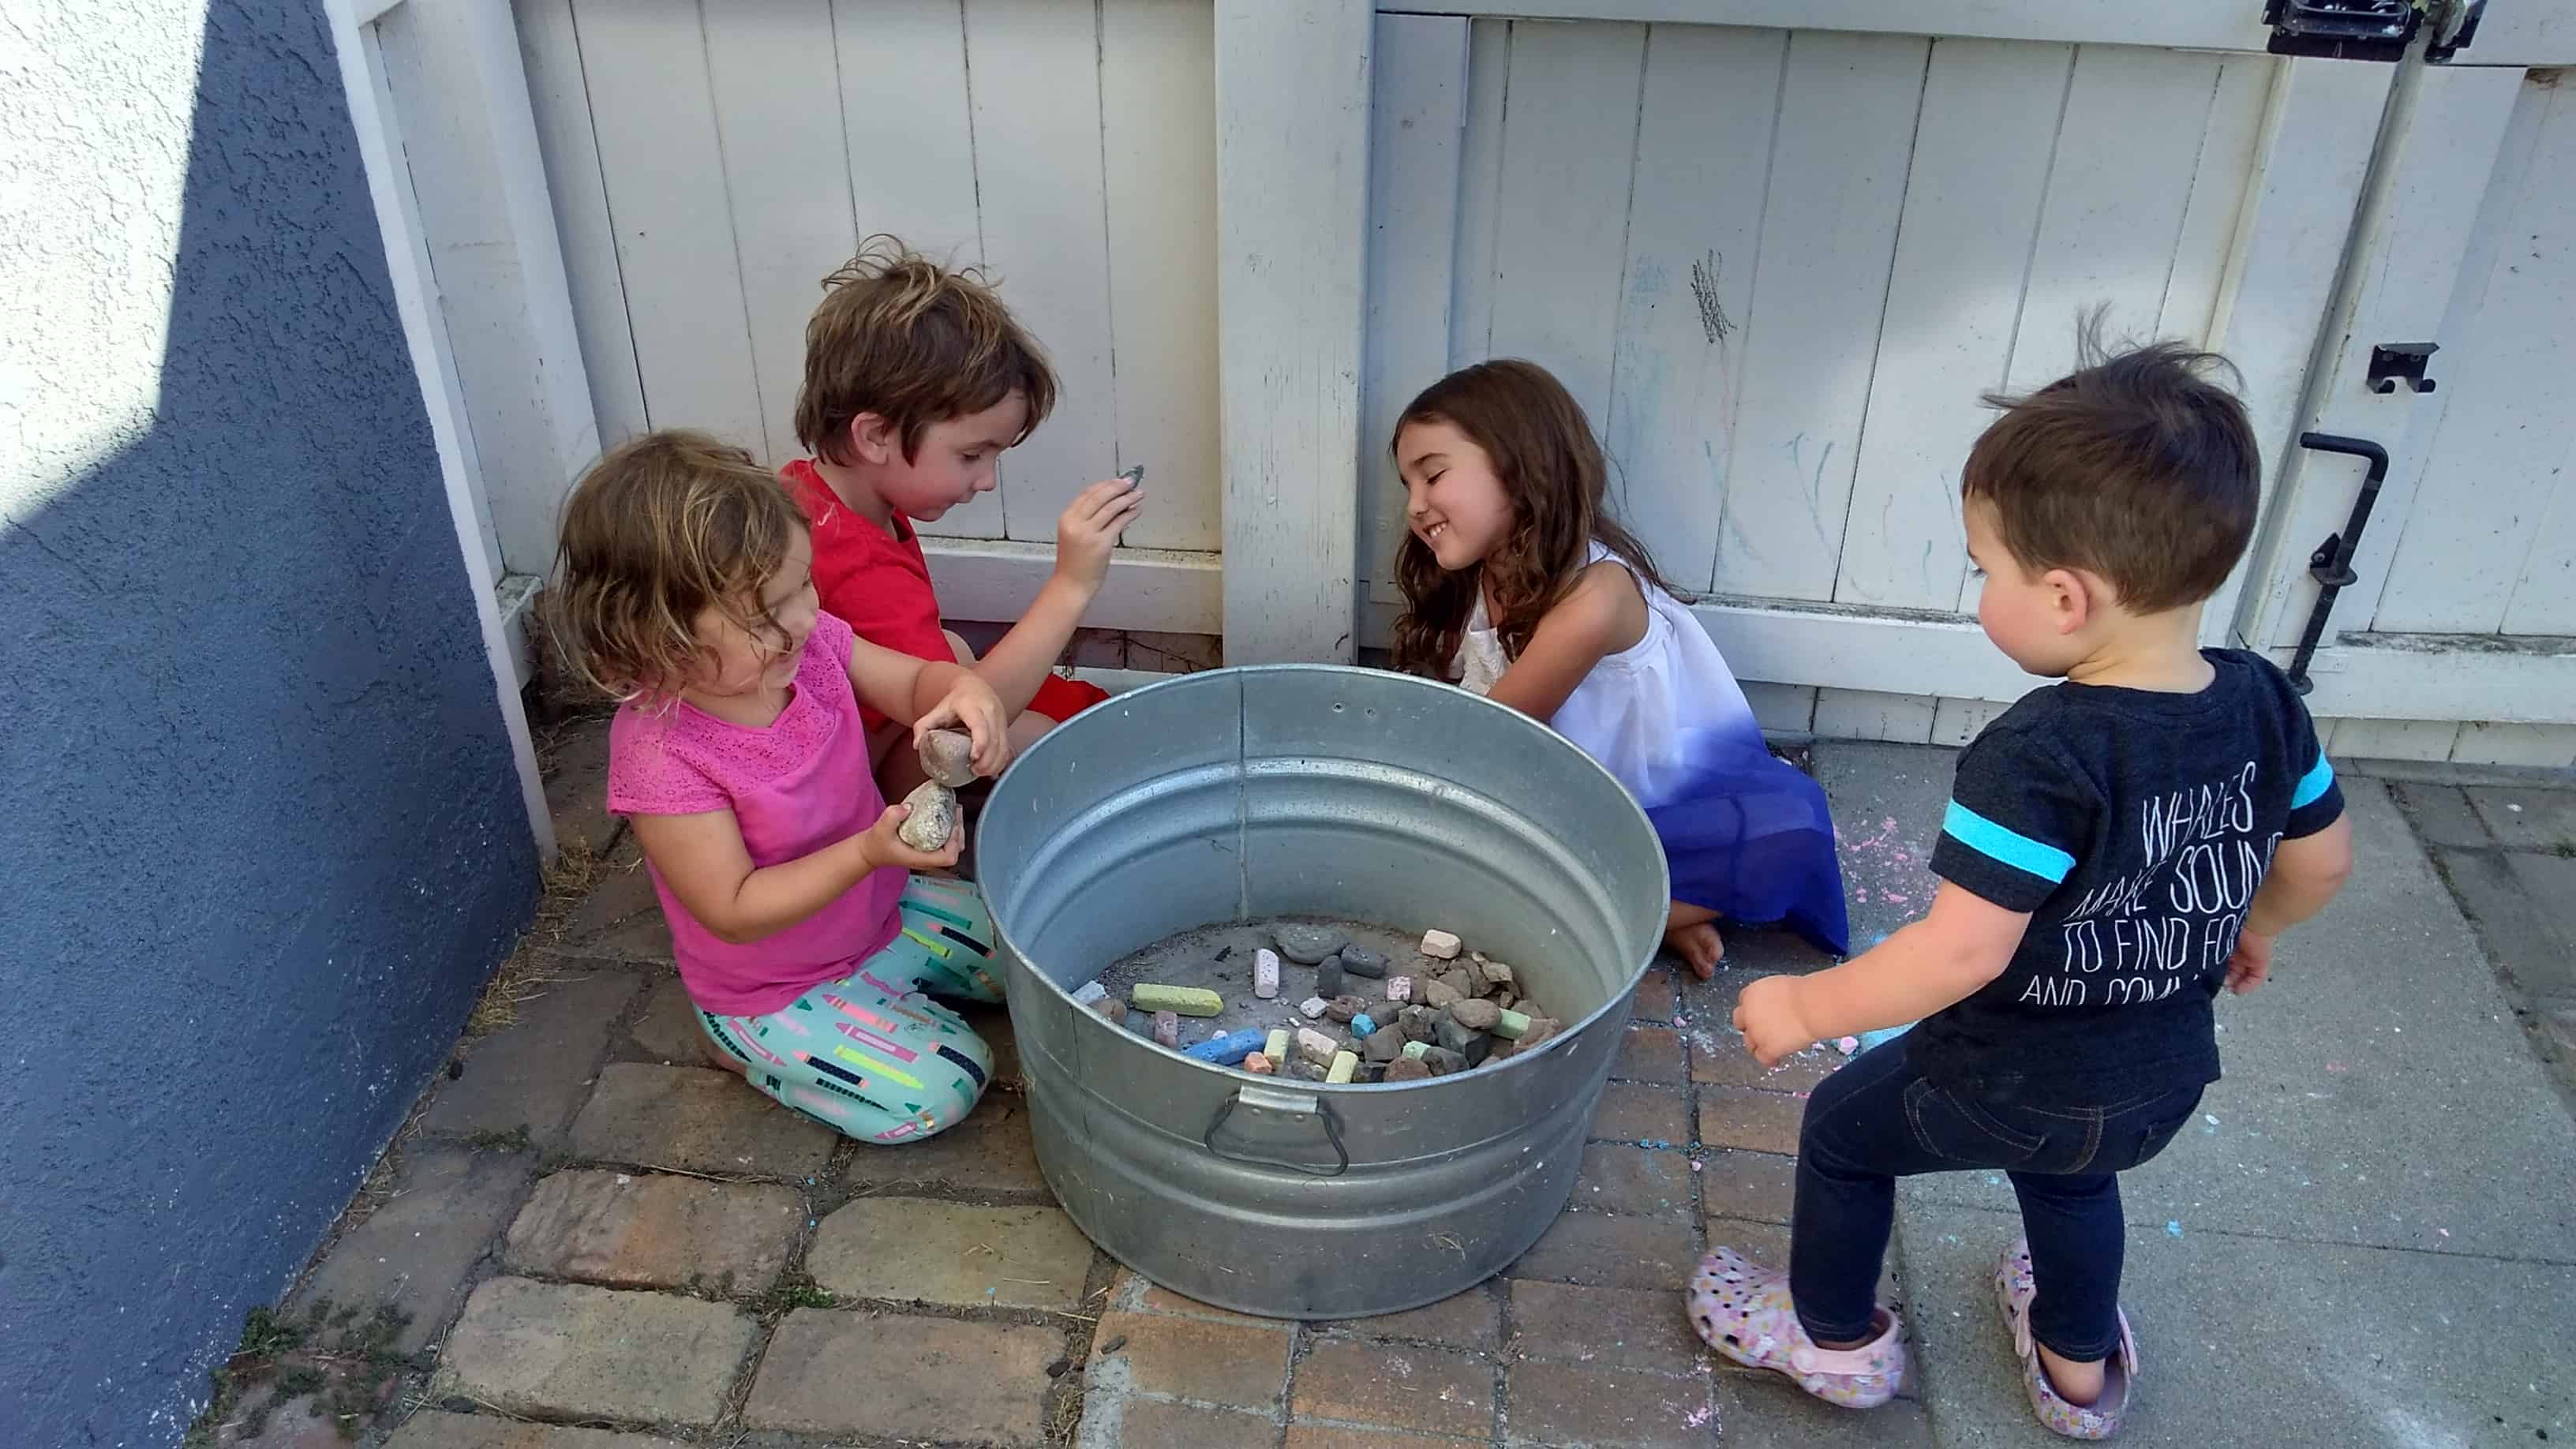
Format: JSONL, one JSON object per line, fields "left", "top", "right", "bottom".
{"left": 2263, "top": 0, "right": 2418, "bottom": 62}
{"left": 2367, "top": 342, "right": 2439, "bottom": 394}
{"left": 2284, "top": 432, "right": 2391, "bottom": 696}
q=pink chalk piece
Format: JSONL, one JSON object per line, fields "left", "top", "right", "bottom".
{"left": 1151, "top": 1010, "right": 1181, "bottom": 1047}
{"left": 1242, "top": 1052, "right": 1275, "bottom": 1075}
{"left": 1387, "top": 975, "right": 1413, "bottom": 1002}
{"left": 1253, "top": 948, "right": 1282, "bottom": 1000}
{"left": 1834, "top": 1036, "right": 1860, "bottom": 1055}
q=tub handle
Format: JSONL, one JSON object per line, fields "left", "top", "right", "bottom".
{"left": 1202, "top": 1084, "right": 1350, "bottom": 1178}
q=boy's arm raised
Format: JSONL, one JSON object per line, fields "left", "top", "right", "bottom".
{"left": 1732, "top": 883, "right": 2026, "bottom": 1065}
{"left": 974, "top": 475, "right": 1144, "bottom": 716}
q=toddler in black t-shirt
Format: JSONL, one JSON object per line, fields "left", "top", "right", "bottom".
{"left": 1688, "top": 328, "right": 2353, "bottom": 1440}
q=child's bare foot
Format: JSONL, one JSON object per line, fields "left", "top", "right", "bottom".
{"left": 1666, "top": 919, "right": 1724, "bottom": 979}
{"left": 2036, "top": 1344, "right": 2105, "bottom": 1407}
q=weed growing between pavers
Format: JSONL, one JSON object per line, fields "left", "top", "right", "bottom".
{"left": 459, "top": 1125, "right": 535, "bottom": 1154}
{"left": 185, "top": 1297, "right": 414, "bottom": 1446}
{"left": 758, "top": 1274, "right": 838, "bottom": 1315}
{"left": 466, "top": 832, "right": 612, "bottom": 1039}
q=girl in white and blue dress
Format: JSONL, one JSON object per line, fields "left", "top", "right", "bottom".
{"left": 1390, "top": 359, "right": 1848, "bottom": 974}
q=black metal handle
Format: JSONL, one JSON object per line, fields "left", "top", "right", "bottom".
{"left": 1204, "top": 1087, "right": 1350, "bottom": 1178}
{"left": 2284, "top": 432, "right": 2392, "bottom": 696}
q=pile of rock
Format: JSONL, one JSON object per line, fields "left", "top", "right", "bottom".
{"left": 1088, "top": 923, "right": 1563, "bottom": 1084}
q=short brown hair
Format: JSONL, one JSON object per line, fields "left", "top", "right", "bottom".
{"left": 547, "top": 429, "right": 807, "bottom": 702}
{"left": 1964, "top": 324, "right": 2260, "bottom": 612}
{"left": 794, "top": 235, "right": 1058, "bottom": 466}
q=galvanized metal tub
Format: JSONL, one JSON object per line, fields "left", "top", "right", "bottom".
{"left": 976, "top": 665, "right": 1668, "bottom": 1320}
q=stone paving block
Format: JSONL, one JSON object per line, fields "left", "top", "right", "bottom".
{"left": 2505, "top": 850, "right": 2576, "bottom": 987}
{"left": 1293, "top": 1339, "right": 1494, "bottom": 1439}
{"left": 541, "top": 719, "right": 619, "bottom": 859}
{"left": 744, "top": 1309, "right": 1060, "bottom": 1441}
{"left": 1327, "top": 1284, "right": 1500, "bottom": 1350}
{"left": 1587, "top": 1081, "right": 1690, "bottom": 1144}
{"left": 1697, "top": 1087, "right": 1805, "bottom": 1156}
{"left": 502, "top": 1169, "right": 800, "bottom": 1293}
{"left": 421, "top": 968, "right": 641, "bottom": 1148}
{"left": 556, "top": 842, "right": 668, "bottom": 962}
{"left": 1712, "top": 1375, "right": 1937, "bottom": 1447}
{"left": 431, "top": 1278, "right": 753, "bottom": 1426}
{"left": 1084, "top": 1398, "right": 1280, "bottom": 1448}
{"left": 1509, "top": 1211, "right": 1699, "bottom": 1292}
{"left": 840, "top": 1093, "right": 1048, "bottom": 1194}
{"left": 1503, "top": 1359, "right": 1715, "bottom": 1447}
{"left": 1507, "top": 1279, "right": 1705, "bottom": 1376}
{"left": 2436, "top": 845, "right": 2576, "bottom": 997}
{"left": 1282, "top": 1428, "right": 1464, "bottom": 1447}
{"left": 566, "top": 1063, "right": 836, "bottom": 1178}
{"left": 1898, "top": 1204, "right": 2576, "bottom": 1447}
{"left": 2467, "top": 784, "right": 2576, "bottom": 852}
{"left": 383, "top": 1412, "right": 686, "bottom": 1448}
{"left": 1632, "top": 968, "right": 1679, "bottom": 1021}
{"left": 1573, "top": 1144, "right": 1698, "bottom": 1219}
{"left": 807, "top": 1196, "right": 1095, "bottom": 1309}
{"left": 217, "top": 1387, "right": 345, "bottom": 1449}
{"left": 624, "top": 973, "right": 705, "bottom": 1063}
{"left": 2389, "top": 780, "right": 2492, "bottom": 848}
{"left": 1615, "top": 1025, "right": 1686, "bottom": 1084}
{"left": 1106, "top": 1267, "right": 1279, "bottom": 1327}
{"left": 1697, "top": 1150, "right": 1796, "bottom": 1225}
{"left": 1091, "top": 1310, "right": 1294, "bottom": 1409}
{"left": 290, "top": 1146, "right": 533, "bottom": 1353}
{"left": 1685, "top": 1023, "right": 1838, "bottom": 1092}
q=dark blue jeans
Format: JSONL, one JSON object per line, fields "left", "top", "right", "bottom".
{"left": 1788, "top": 1043, "right": 2203, "bottom": 1360}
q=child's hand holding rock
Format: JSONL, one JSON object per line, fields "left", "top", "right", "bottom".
{"left": 1732, "top": 975, "right": 1818, "bottom": 1068}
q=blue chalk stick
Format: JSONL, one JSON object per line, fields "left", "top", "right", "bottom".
{"left": 1182, "top": 1029, "right": 1267, "bottom": 1065}
{"left": 1854, "top": 1020, "right": 1916, "bottom": 1054}
{"left": 1351, "top": 1013, "right": 1378, "bottom": 1038}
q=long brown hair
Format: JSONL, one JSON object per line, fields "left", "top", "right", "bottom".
{"left": 1389, "top": 359, "right": 1681, "bottom": 676}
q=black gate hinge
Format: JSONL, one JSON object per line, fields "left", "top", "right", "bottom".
{"left": 2263, "top": 0, "right": 2418, "bottom": 62}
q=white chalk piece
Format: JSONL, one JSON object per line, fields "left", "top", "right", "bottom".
{"left": 1072, "top": 980, "right": 1108, "bottom": 1006}
{"left": 1420, "top": 928, "right": 1462, "bottom": 960}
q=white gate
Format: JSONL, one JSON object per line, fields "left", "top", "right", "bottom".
{"left": 2237, "top": 57, "right": 2576, "bottom": 766}
{"left": 1350, "top": 3, "right": 2397, "bottom": 739}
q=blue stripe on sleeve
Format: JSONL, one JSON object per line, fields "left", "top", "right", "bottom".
{"left": 2291, "top": 754, "right": 2335, "bottom": 810}
{"left": 1941, "top": 799, "right": 2076, "bottom": 884}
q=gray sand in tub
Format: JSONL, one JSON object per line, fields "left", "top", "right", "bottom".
{"left": 1082, "top": 916, "right": 1567, "bottom": 1069}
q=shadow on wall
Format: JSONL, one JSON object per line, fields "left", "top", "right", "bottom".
{"left": 0, "top": 2, "right": 537, "bottom": 1443}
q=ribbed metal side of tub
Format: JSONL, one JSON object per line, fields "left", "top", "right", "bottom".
{"left": 975, "top": 666, "right": 1668, "bottom": 1319}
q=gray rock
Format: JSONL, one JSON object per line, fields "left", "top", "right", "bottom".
{"left": 1398, "top": 1006, "right": 1438, "bottom": 1043}
{"left": 1419, "top": 1046, "right": 1468, "bottom": 1076}
{"left": 1421, "top": 979, "right": 1465, "bottom": 1010}
{"left": 1439, "top": 968, "right": 1485, "bottom": 1001}
{"left": 897, "top": 781, "right": 958, "bottom": 850}
{"left": 1325, "top": 994, "right": 1368, "bottom": 1024}
{"left": 1434, "top": 1014, "right": 1481, "bottom": 1055}
{"left": 1339, "top": 945, "right": 1389, "bottom": 979}
{"left": 1451, "top": 998, "right": 1503, "bottom": 1032}
{"left": 1362, "top": 1027, "right": 1406, "bottom": 1063}
{"left": 1315, "top": 958, "right": 1346, "bottom": 998}
{"left": 1274, "top": 925, "right": 1348, "bottom": 964}
{"left": 916, "top": 728, "right": 977, "bottom": 787}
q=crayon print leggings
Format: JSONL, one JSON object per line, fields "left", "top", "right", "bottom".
{"left": 694, "top": 874, "right": 1005, "bottom": 1144}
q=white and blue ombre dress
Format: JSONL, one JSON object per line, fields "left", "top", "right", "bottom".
{"left": 1455, "top": 544, "right": 1851, "bottom": 955}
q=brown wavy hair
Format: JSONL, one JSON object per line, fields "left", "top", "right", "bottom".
{"left": 796, "top": 234, "right": 1058, "bottom": 466}
{"left": 1389, "top": 359, "right": 1681, "bottom": 676}
{"left": 546, "top": 430, "right": 807, "bottom": 704}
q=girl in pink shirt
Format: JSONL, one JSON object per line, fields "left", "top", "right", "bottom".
{"left": 551, "top": 430, "right": 1014, "bottom": 1144}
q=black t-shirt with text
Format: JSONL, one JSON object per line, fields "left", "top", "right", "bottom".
{"left": 1914, "top": 650, "right": 2345, "bottom": 1103}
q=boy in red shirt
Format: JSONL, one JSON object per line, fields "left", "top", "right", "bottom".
{"left": 784, "top": 236, "right": 1144, "bottom": 796}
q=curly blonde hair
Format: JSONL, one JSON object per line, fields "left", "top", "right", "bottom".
{"left": 796, "top": 234, "right": 1058, "bottom": 466}
{"left": 546, "top": 430, "right": 807, "bottom": 703}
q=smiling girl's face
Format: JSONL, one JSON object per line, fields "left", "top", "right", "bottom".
{"left": 1396, "top": 417, "right": 1518, "bottom": 572}
{"left": 687, "top": 528, "right": 819, "bottom": 701}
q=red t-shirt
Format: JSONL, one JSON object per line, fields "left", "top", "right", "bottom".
{"left": 781, "top": 459, "right": 1106, "bottom": 728}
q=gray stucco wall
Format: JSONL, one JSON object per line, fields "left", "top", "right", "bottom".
{"left": 0, "top": 2, "right": 538, "bottom": 1443}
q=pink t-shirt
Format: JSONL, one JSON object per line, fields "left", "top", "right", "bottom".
{"left": 605, "top": 611, "right": 905, "bottom": 1015}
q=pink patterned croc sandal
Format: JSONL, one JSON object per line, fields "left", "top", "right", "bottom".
{"left": 1685, "top": 1246, "right": 1905, "bottom": 1408}
{"left": 1994, "top": 1238, "right": 2139, "bottom": 1440}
